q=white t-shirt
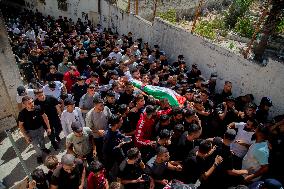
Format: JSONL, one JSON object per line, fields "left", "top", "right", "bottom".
{"left": 230, "top": 122, "right": 254, "bottom": 158}
{"left": 16, "top": 89, "right": 35, "bottom": 103}
{"left": 242, "top": 141, "right": 269, "bottom": 181}
{"left": 43, "top": 81, "right": 63, "bottom": 99}
{"left": 60, "top": 107, "right": 85, "bottom": 137}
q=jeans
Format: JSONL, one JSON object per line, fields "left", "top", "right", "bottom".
{"left": 26, "top": 127, "right": 46, "bottom": 157}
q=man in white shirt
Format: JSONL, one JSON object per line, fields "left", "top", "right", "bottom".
{"left": 108, "top": 46, "right": 122, "bottom": 63}
{"left": 43, "top": 81, "right": 64, "bottom": 99}
{"left": 228, "top": 118, "right": 258, "bottom": 169}
{"left": 61, "top": 99, "right": 85, "bottom": 137}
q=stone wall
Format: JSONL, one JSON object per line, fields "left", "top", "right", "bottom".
{"left": 0, "top": 14, "right": 22, "bottom": 132}
{"left": 23, "top": 0, "right": 99, "bottom": 25}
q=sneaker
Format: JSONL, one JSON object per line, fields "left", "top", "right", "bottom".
{"left": 36, "top": 157, "right": 43, "bottom": 164}
{"left": 42, "top": 148, "right": 51, "bottom": 154}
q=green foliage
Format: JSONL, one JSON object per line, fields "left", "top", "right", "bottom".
{"left": 229, "top": 42, "right": 235, "bottom": 49}
{"left": 158, "top": 9, "right": 177, "bottom": 24}
{"left": 225, "top": 0, "right": 254, "bottom": 29}
{"left": 195, "top": 20, "right": 217, "bottom": 40}
{"left": 235, "top": 16, "right": 255, "bottom": 38}
{"left": 276, "top": 18, "right": 284, "bottom": 34}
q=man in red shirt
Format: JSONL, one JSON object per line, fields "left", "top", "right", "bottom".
{"left": 63, "top": 66, "right": 80, "bottom": 93}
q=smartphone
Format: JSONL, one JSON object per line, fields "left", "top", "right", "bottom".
{"left": 122, "top": 137, "right": 132, "bottom": 143}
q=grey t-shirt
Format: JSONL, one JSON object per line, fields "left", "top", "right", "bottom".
{"left": 85, "top": 106, "right": 112, "bottom": 138}
{"left": 66, "top": 127, "right": 93, "bottom": 156}
{"left": 79, "top": 93, "right": 100, "bottom": 116}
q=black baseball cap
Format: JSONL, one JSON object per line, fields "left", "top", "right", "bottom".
{"left": 17, "top": 86, "right": 26, "bottom": 96}
{"left": 178, "top": 54, "right": 184, "bottom": 59}
{"left": 48, "top": 81, "right": 56, "bottom": 88}
{"left": 226, "top": 96, "right": 236, "bottom": 102}
{"left": 260, "top": 97, "right": 273, "bottom": 107}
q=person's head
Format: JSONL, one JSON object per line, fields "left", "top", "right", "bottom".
{"left": 109, "top": 114, "right": 123, "bottom": 130}
{"left": 93, "top": 97, "right": 104, "bottom": 112}
{"left": 224, "top": 81, "right": 232, "bottom": 93}
{"left": 77, "top": 76, "right": 86, "bottom": 85}
{"left": 48, "top": 81, "right": 57, "bottom": 91}
{"left": 141, "top": 74, "right": 150, "bottom": 84}
{"left": 17, "top": 86, "right": 27, "bottom": 96}
{"left": 145, "top": 105, "right": 156, "bottom": 118}
{"left": 197, "top": 140, "right": 214, "bottom": 158}
{"left": 260, "top": 97, "right": 273, "bottom": 111}
{"left": 134, "top": 94, "right": 145, "bottom": 108}
{"left": 69, "top": 66, "right": 77, "bottom": 74}
{"left": 124, "top": 82, "right": 134, "bottom": 95}
{"left": 226, "top": 96, "right": 236, "bottom": 108}
{"left": 184, "top": 109, "right": 197, "bottom": 123}
{"left": 87, "top": 84, "right": 97, "bottom": 95}
{"left": 158, "top": 129, "right": 171, "bottom": 146}
{"left": 245, "top": 118, "right": 258, "bottom": 131}
{"left": 173, "top": 124, "right": 184, "bottom": 137}
{"left": 186, "top": 123, "right": 202, "bottom": 141}
{"left": 89, "top": 160, "right": 105, "bottom": 175}
{"left": 255, "top": 124, "right": 270, "bottom": 141}
{"left": 200, "top": 89, "right": 209, "bottom": 102}
{"left": 172, "top": 107, "right": 183, "bottom": 121}
{"left": 64, "top": 98, "right": 75, "bottom": 113}
{"left": 45, "top": 155, "right": 59, "bottom": 170}
{"left": 159, "top": 114, "right": 170, "bottom": 126}
{"left": 118, "top": 104, "right": 129, "bottom": 117}
{"left": 131, "top": 68, "right": 140, "bottom": 80}
{"left": 31, "top": 169, "right": 48, "bottom": 188}
{"left": 127, "top": 147, "right": 141, "bottom": 161}
{"left": 156, "top": 146, "right": 170, "bottom": 163}
{"left": 71, "top": 122, "right": 83, "bottom": 137}
{"left": 61, "top": 154, "right": 76, "bottom": 174}
{"left": 34, "top": 89, "right": 45, "bottom": 101}
{"left": 106, "top": 90, "right": 116, "bottom": 104}
{"left": 185, "top": 88, "right": 194, "bottom": 100}
{"left": 224, "top": 129, "right": 236, "bottom": 144}
{"left": 159, "top": 98, "right": 170, "bottom": 109}
{"left": 193, "top": 98, "right": 204, "bottom": 111}
{"left": 244, "top": 102, "right": 257, "bottom": 117}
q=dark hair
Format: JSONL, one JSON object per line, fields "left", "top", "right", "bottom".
{"left": 225, "top": 81, "right": 232, "bottom": 85}
{"left": 188, "top": 123, "right": 201, "bottom": 134}
{"left": 45, "top": 155, "right": 59, "bottom": 170}
{"left": 106, "top": 90, "right": 115, "bottom": 97}
{"left": 245, "top": 102, "right": 257, "bottom": 110}
{"left": 200, "top": 89, "right": 209, "bottom": 96}
{"left": 93, "top": 97, "right": 104, "bottom": 104}
{"left": 247, "top": 118, "right": 258, "bottom": 128}
{"left": 127, "top": 147, "right": 140, "bottom": 160}
{"left": 22, "top": 96, "right": 32, "bottom": 103}
{"left": 31, "top": 168, "right": 48, "bottom": 186}
{"left": 156, "top": 146, "right": 168, "bottom": 155}
{"left": 159, "top": 129, "right": 171, "bottom": 139}
{"left": 184, "top": 109, "right": 196, "bottom": 118}
{"left": 109, "top": 114, "right": 122, "bottom": 126}
{"left": 172, "top": 107, "right": 182, "bottom": 116}
{"left": 145, "top": 105, "right": 155, "bottom": 115}
{"left": 199, "top": 140, "right": 212, "bottom": 154}
{"left": 118, "top": 104, "right": 128, "bottom": 115}
{"left": 89, "top": 160, "right": 104, "bottom": 173}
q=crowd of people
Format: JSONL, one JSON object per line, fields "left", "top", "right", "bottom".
{"left": 1, "top": 4, "right": 284, "bottom": 189}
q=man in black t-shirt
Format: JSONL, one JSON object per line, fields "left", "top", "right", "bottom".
{"left": 50, "top": 154, "right": 85, "bottom": 189}
{"left": 18, "top": 96, "right": 52, "bottom": 164}
{"left": 34, "top": 89, "right": 62, "bottom": 150}
{"left": 119, "top": 147, "right": 151, "bottom": 189}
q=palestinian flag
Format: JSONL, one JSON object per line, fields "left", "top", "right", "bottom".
{"left": 125, "top": 71, "right": 186, "bottom": 107}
